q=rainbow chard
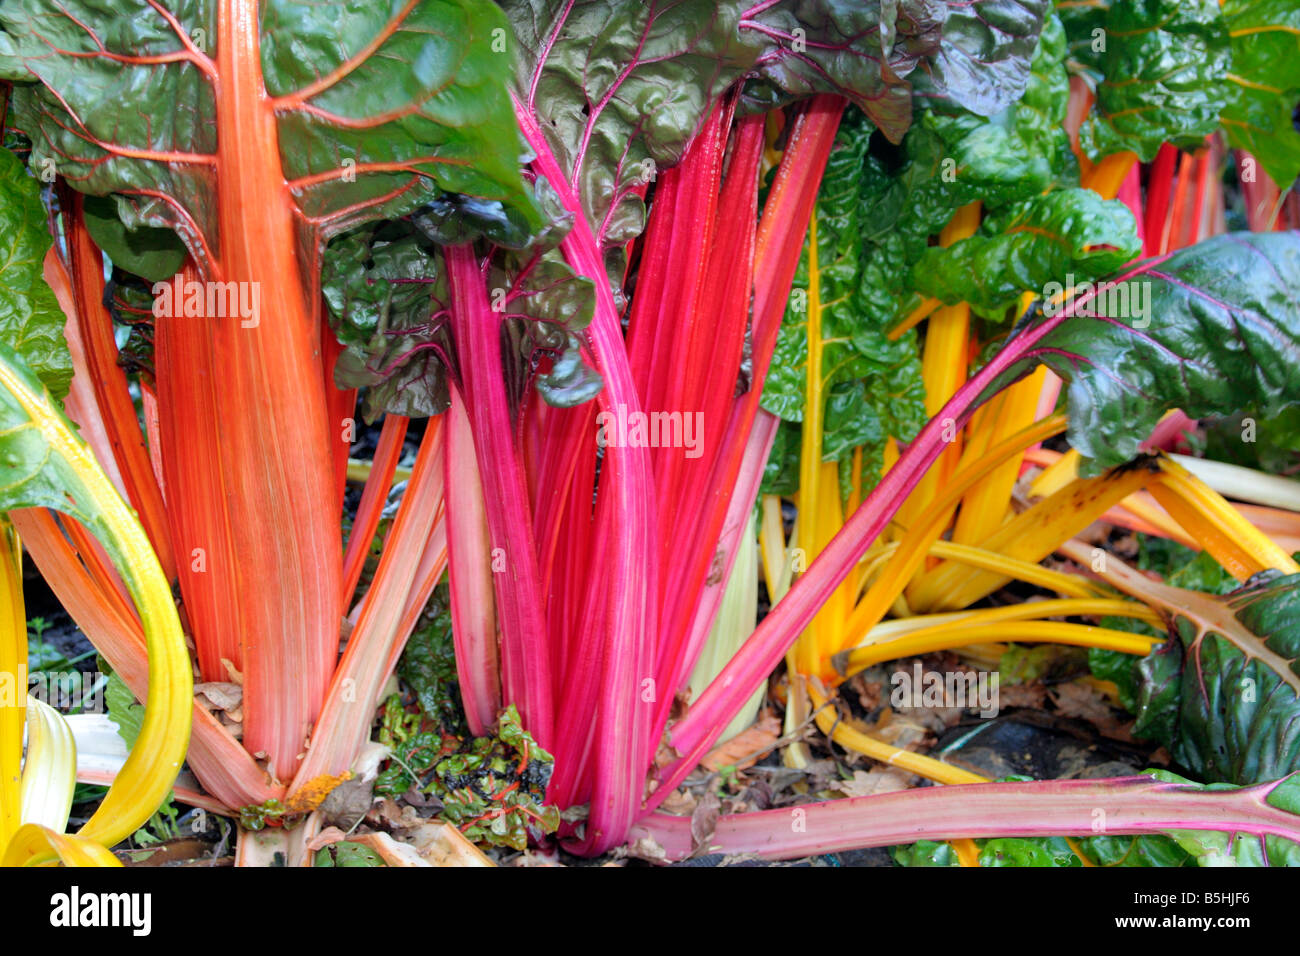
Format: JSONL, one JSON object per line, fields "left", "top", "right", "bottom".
{"left": 658, "top": 230, "right": 1300, "bottom": 804}
{"left": 1, "top": 0, "right": 543, "bottom": 787}
{"left": 313, "top": 0, "right": 1053, "bottom": 853}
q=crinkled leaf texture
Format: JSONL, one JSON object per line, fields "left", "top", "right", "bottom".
{"left": 503, "top": 0, "right": 1050, "bottom": 257}
{"left": 1, "top": 0, "right": 543, "bottom": 271}
{"left": 1219, "top": 0, "right": 1300, "bottom": 189}
{"left": 322, "top": 218, "right": 594, "bottom": 420}
{"left": 0, "top": 148, "right": 71, "bottom": 399}
{"left": 910, "top": 0, "right": 1051, "bottom": 117}
{"left": 1119, "top": 571, "right": 1300, "bottom": 787}
{"left": 759, "top": 108, "right": 925, "bottom": 489}
{"left": 1072, "top": 0, "right": 1231, "bottom": 161}
{"left": 912, "top": 187, "right": 1141, "bottom": 314}
{"left": 983, "top": 231, "right": 1300, "bottom": 475}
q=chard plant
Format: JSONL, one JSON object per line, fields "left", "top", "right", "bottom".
{"left": 1, "top": 0, "right": 1300, "bottom": 869}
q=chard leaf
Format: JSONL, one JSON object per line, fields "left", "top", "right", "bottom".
{"left": 323, "top": 220, "right": 454, "bottom": 421}
{"left": 921, "top": 12, "right": 1075, "bottom": 205}
{"left": 760, "top": 108, "right": 925, "bottom": 489}
{"left": 734, "top": 0, "right": 935, "bottom": 139}
{"left": 322, "top": 217, "right": 596, "bottom": 419}
{"left": 911, "top": 0, "right": 1051, "bottom": 117}
{"left": 1150, "top": 770, "right": 1300, "bottom": 865}
{"left": 988, "top": 231, "right": 1300, "bottom": 475}
{"left": 1169, "top": 573, "right": 1300, "bottom": 784}
{"left": 1094, "top": 561, "right": 1300, "bottom": 786}
{"left": 1219, "top": 0, "right": 1300, "bottom": 189}
{"left": 503, "top": 0, "right": 759, "bottom": 256}
{"left": 912, "top": 187, "right": 1141, "bottom": 313}
{"left": 81, "top": 195, "right": 187, "bottom": 284}
{"left": 0, "top": 147, "right": 71, "bottom": 400}
{"left": 2, "top": 0, "right": 542, "bottom": 268}
{"left": 1075, "top": 0, "right": 1231, "bottom": 162}
{"left": 503, "top": 0, "right": 1049, "bottom": 266}
{"left": 853, "top": 15, "right": 1075, "bottom": 331}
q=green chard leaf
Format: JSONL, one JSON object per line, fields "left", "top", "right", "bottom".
{"left": 985, "top": 231, "right": 1300, "bottom": 475}
{"left": 1075, "top": 0, "right": 1232, "bottom": 161}
{"left": 323, "top": 220, "right": 455, "bottom": 421}
{"left": 912, "top": 187, "right": 1140, "bottom": 315}
{"left": 1094, "top": 560, "right": 1300, "bottom": 786}
{"left": 0, "top": 147, "right": 71, "bottom": 399}
{"left": 322, "top": 215, "right": 596, "bottom": 420}
{"left": 2, "top": 0, "right": 544, "bottom": 273}
{"left": 852, "top": 14, "right": 1077, "bottom": 331}
{"left": 1219, "top": 0, "right": 1300, "bottom": 189}
{"left": 504, "top": 0, "right": 1049, "bottom": 260}
{"left": 759, "top": 108, "right": 926, "bottom": 489}
{"left": 911, "top": 0, "right": 1051, "bottom": 117}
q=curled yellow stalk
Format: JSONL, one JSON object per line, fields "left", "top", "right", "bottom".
{"left": 0, "top": 346, "right": 192, "bottom": 865}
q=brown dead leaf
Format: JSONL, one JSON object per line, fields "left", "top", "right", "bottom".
{"left": 700, "top": 712, "right": 781, "bottom": 771}
{"left": 658, "top": 789, "right": 698, "bottom": 815}
{"left": 690, "top": 790, "right": 721, "bottom": 849}
{"left": 999, "top": 683, "right": 1048, "bottom": 709}
{"left": 1050, "top": 681, "right": 1115, "bottom": 724}
{"left": 1050, "top": 681, "right": 1134, "bottom": 741}
{"left": 834, "top": 768, "right": 913, "bottom": 798}
{"left": 318, "top": 777, "right": 375, "bottom": 830}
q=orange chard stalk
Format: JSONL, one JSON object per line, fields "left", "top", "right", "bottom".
{"left": 157, "top": 5, "right": 343, "bottom": 777}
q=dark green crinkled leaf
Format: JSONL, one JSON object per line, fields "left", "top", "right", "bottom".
{"left": 399, "top": 579, "right": 466, "bottom": 733}
{"left": 1196, "top": 407, "right": 1300, "bottom": 475}
{"left": 322, "top": 216, "right": 597, "bottom": 420}
{"left": 911, "top": 0, "right": 1051, "bottom": 117}
{"left": 760, "top": 418, "right": 801, "bottom": 497}
{"left": 912, "top": 187, "right": 1140, "bottom": 314}
{"left": 503, "top": 0, "right": 1048, "bottom": 264}
{"left": 921, "top": 12, "right": 1075, "bottom": 204}
{"left": 1109, "top": 570, "right": 1300, "bottom": 786}
{"left": 503, "top": 0, "right": 760, "bottom": 259}
{"left": 323, "top": 220, "right": 454, "bottom": 421}
{"left": 987, "top": 231, "right": 1300, "bottom": 476}
{"left": 0, "top": 148, "right": 71, "bottom": 400}
{"left": 759, "top": 108, "right": 926, "bottom": 491}
{"left": 1076, "top": 0, "right": 1231, "bottom": 162}
{"left": 734, "top": 0, "right": 937, "bottom": 140}
{"left": 853, "top": 15, "right": 1076, "bottom": 333}
{"left": 1219, "top": 0, "right": 1300, "bottom": 189}
{"left": 2, "top": 0, "right": 543, "bottom": 273}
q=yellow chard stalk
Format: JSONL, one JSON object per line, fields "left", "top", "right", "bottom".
{"left": 0, "top": 344, "right": 192, "bottom": 866}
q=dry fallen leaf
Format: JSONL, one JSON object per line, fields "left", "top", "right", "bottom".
{"left": 834, "top": 768, "right": 914, "bottom": 798}
{"left": 700, "top": 712, "right": 781, "bottom": 771}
